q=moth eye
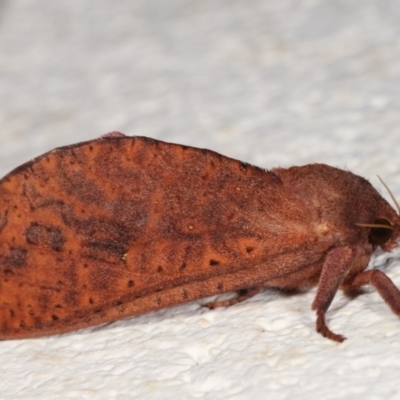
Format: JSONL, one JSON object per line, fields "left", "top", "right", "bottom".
{"left": 369, "top": 218, "right": 393, "bottom": 246}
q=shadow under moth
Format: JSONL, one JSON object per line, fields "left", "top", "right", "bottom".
{"left": 0, "top": 132, "right": 400, "bottom": 342}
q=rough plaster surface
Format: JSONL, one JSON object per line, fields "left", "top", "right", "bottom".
{"left": 1, "top": 0, "right": 400, "bottom": 399}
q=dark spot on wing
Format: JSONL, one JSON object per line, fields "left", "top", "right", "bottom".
{"left": 0, "top": 211, "right": 8, "bottom": 233}
{"left": 25, "top": 222, "right": 65, "bottom": 252}
{"left": 81, "top": 239, "right": 127, "bottom": 263}
{"left": 2, "top": 247, "right": 27, "bottom": 270}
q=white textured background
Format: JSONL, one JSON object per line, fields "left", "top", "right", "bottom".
{"left": 1, "top": 1, "right": 400, "bottom": 399}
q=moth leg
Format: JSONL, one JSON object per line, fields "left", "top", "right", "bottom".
{"left": 312, "top": 247, "right": 354, "bottom": 343}
{"left": 100, "top": 131, "right": 126, "bottom": 139}
{"left": 344, "top": 270, "right": 400, "bottom": 315}
{"left": 206, "top": 287, "right": 262, "bottom": 309}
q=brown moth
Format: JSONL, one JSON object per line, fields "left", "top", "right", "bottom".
{"left": 1, "top": 132, "right": 400, "bottom": 342}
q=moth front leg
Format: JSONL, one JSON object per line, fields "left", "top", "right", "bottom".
{"left": 312, "top": 246, "right": 355, "bottom": 342}
{"left": 206, "top": 287, "right": 262, "bottom": 309}
{"left": 343, "top": 269, "right": 400, "bottom": 315}
{"left": 100, "top": 131, "right": 126, "bottom": 139}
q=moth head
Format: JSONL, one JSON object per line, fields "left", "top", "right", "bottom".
{"left": 356, "top": 176, "right": 399, "bottom": 248}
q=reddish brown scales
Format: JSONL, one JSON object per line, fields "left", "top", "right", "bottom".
{"left": 1, "top": 133, "right": 400, "bottom": 341}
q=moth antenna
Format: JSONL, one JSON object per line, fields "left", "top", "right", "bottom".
{"left": 355, "top": 223, "right": 394, "bottom": 230}
{"left": 378, "top": 175, "right": 400, "bottom": 214}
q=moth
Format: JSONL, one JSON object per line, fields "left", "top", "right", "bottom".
{"left": 0, "top": 132, "right": 400, "bottom": 342}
